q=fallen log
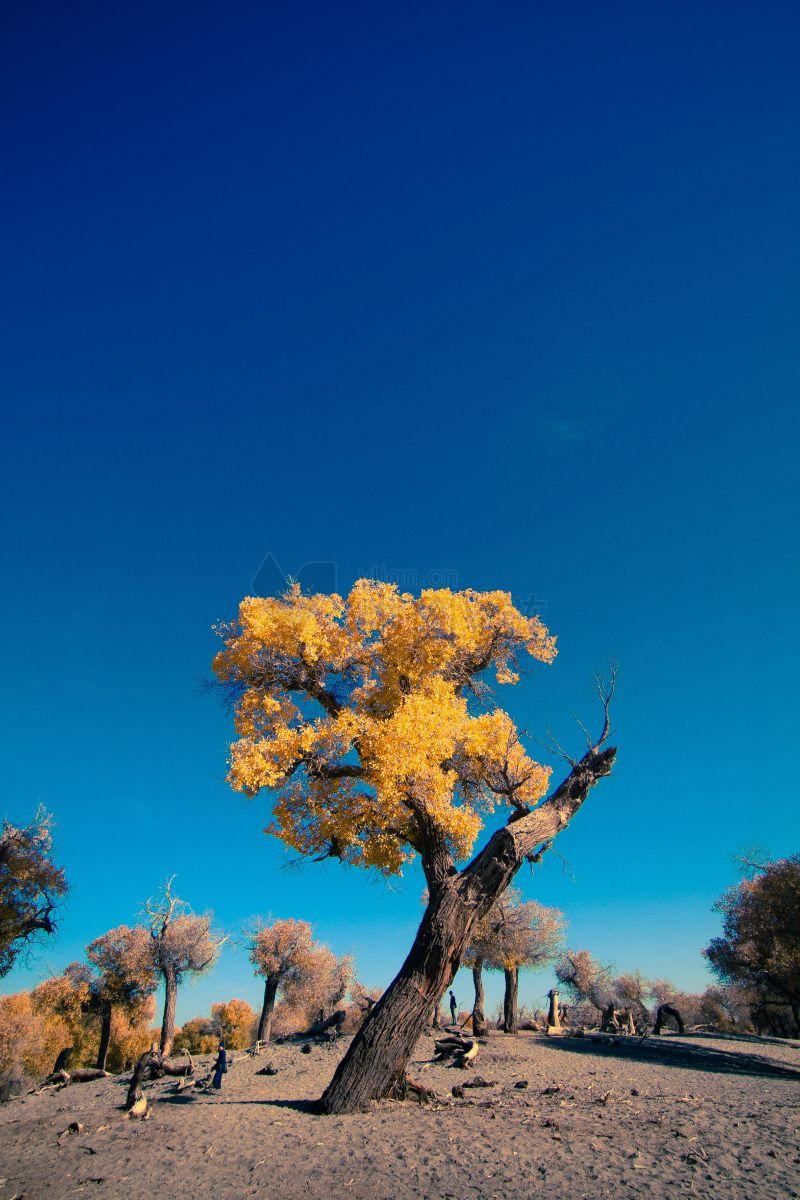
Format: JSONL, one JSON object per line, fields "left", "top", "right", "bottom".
{"left": 432, "top": 1035, "right": 478, "bottom": 1068}
{"left": 159, "top": 1055, "right": 195, "bottom": 1077}
{"left": 297, "top": 1010, "right": 347, "bottom": 1039}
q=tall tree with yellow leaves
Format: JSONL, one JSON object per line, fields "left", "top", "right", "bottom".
{"left": 214, "top": 581, "right": 617, "bottom": 1112}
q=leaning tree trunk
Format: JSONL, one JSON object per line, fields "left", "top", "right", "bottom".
{"left": 319, "top": 741, "right": 616, "bottom": 1114}
{"left": 472, "top": 959, "right": 487, "bottom": 1036}
{"left": 320, "top": 874, "right": 476, "bottom": 1113}
{"left": 159, "top": 966, "right": 178, "bottom": 1056}
{"left": 257, "top": 975, "right": 279, "bottom": 1043}
{"left": 503, "top": 967, "right": 519, "bottom": 1033}
{"left": 96, "top": 1001, "right": 113, "bottom": 1071}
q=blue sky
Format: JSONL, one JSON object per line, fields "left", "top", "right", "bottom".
{"left": 2, "top": 0, "right": 799, "bottom": 1023}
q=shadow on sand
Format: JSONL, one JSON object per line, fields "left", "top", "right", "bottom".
{"left": 545, "top": 1033, "right": 800, "bottom": 1082}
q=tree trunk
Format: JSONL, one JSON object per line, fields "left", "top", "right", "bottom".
{"left": 791, "top": 1003, "right": 800, "bottom": 1037}
{"left": 51, "top": 1047, "right": 73, "bottom": 1075}
{"left": 96, "top": 1002, "right": 113, "bottom": 1071}
{"left": 159, "top": 967, "right": 177, "bottom": 1056}
{"left": 257, "top": 975, "right": 279, "bottom": 1043}
{"left": 503, "top": 967, "right": 519, "bottom": 1033}
{"left": 126, "top": 1048, "right": 160, "bottom": 1110}
{"left": 320, "top": 875, "right": 474, "bottom": 1113}
{"left": 547, "top": 988, "right": 561, "bottom": 1031}
{"left": 472, "top": 959, "right": 487, "bottom": 1037}
{"left": 319, "top": 741, "right": 616, "bottom": 1114}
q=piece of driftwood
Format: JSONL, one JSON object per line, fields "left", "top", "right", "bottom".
{"left": 432, "top": 1034, "right": 478, "bottom": 1068}
{"left": 389, "top": 1075, "right": 437, "bottom": 1104}
{"left": 43, "top": 1067, "right": 109, "bottom": 1089}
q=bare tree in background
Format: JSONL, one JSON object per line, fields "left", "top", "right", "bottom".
{"left": 143, "top": 878, "right": 226, "bottom": 1055}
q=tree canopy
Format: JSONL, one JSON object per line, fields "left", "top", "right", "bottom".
{"left": 214, "top": 581, "right": 557, "bottom": 875}
{"left": 705, "top": 854, "right": 800, "bottom": 1022}
{"left": 0, "top": 809, "right": 67, "bottom": 977}
{"left": 476, "top": 889, "right": 564, "bottom": 973}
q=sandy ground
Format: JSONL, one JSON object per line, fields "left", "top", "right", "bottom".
{"left": 1, "top": 1029, "right": 799, "bottom": 1200}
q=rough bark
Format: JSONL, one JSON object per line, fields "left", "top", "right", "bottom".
{"left": 503, "top": 967, "right": 519, "bottom": 1033}
{"left": 257, "top": 975, "right": 279, "bottom": 1043}
{"left": 126, "top": 1048, "right": 160, "bottom": 1110}
{"left": 96, "top": 1002, "right": 112, "bottom": 1071}
{"left": 159, "top": 966, "right": 177, "bottom": 1056}
{"left": 319, "top": 743, "right": 616, "bottom": 1113}
{"left": 472, "top": 959, "right": 487, "bottom": 1037}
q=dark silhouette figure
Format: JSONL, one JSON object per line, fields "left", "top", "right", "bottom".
{"left": 211, "top": 1040, "right": 227, "bottom": 1091}
{"left": 449, "top": 990, "right": 458, "bottom": 1025}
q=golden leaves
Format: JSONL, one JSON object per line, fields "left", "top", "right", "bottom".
{"left": 215, "top": 581, "right": 556, "bottom": 873}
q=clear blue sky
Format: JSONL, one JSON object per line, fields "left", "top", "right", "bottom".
{"left": 2, "top": 1, "right": 798, "bottom": 1023}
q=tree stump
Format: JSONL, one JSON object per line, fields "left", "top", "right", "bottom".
{"left": 546, "top": 988, "right": 563, "bottom": 1035}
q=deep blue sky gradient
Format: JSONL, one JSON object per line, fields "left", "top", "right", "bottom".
{"left": 2, "top": 0, "right": 799, "bottom": 1021}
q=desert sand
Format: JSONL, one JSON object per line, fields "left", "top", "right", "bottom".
{"left": 1, "top": 1030, "right": 799, "bottom": 1200}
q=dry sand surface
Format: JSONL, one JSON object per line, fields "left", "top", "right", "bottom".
{"left": 1, "top": 1030, "right": 799, "bottom": 1199}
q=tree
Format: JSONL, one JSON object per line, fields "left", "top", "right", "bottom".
{"left": 282, "top": 945, "right": 354, "bottom": 1029}
{"left": 0, "top": 809, "right": 67, "bottom": 976}
{"left": 212, "top": 998, "right": 257, "bottom": 1048}
{"left": 249, "top": 918, "right": 316, "bottom": 1043}
{"left": 214, "top": 581, "right": 617, "bottom": 1112}
{"left": 555, "top": 949, "right": 614, "bottom": 1015}
{"left": 705, "top": 854, "right": 800, "bottom": 1033}
{"left": 173, "top": 1016, "right": 217, "bottom": 1054}
{"left": 143, "top": 879, "right": 226, "bottom": 1055}
{"left": 462, "top": 908, "right": 495, "bottom": 1036}
{"left": 483, "top": 890, "right": 564, "bottom": 1033}
{"left": 66, "top": 925, "right": 157, "bottom": 1069}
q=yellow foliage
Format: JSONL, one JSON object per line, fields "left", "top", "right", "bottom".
{"left": 215, "top": 582, "right": 556, "bottom": 872}
{"left": 211, "top": 998, "right": 257, "bottom": 1049}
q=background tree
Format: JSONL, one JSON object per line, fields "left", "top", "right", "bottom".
{"left": 483, "top": 890, "right": 564, "bottom": 1032}
{"left": 173, "top": 1016, "right": 217, "bottom": 1054}
{"left": 249, "top": 918, "right": 315, "bottom": 1043}
{"left": 143, "top": 878, "right": 226, "bottom": 1055}
{"left": 211, "top": 998, "right": 257, "bottom": 1048}
{"left": 214, "top": 581, "right": 617, "bottom": 1112}
{"left": 66, "top": 925, "right": 157, "bottom": 1069}
{"left": 555, "top": 949, "right": 615, "bottom": 1019}
{"left": 281, "top": 945, "right": 354, "bottom": 1030}
{"left": 0, "top": 809, "right": 67, "bottom": 976}
{"left": 462, "top": 907, "right": 496, "bottom": 1036}
{"left": 705, "top": 854, "right": 800, "bottom": 1033}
